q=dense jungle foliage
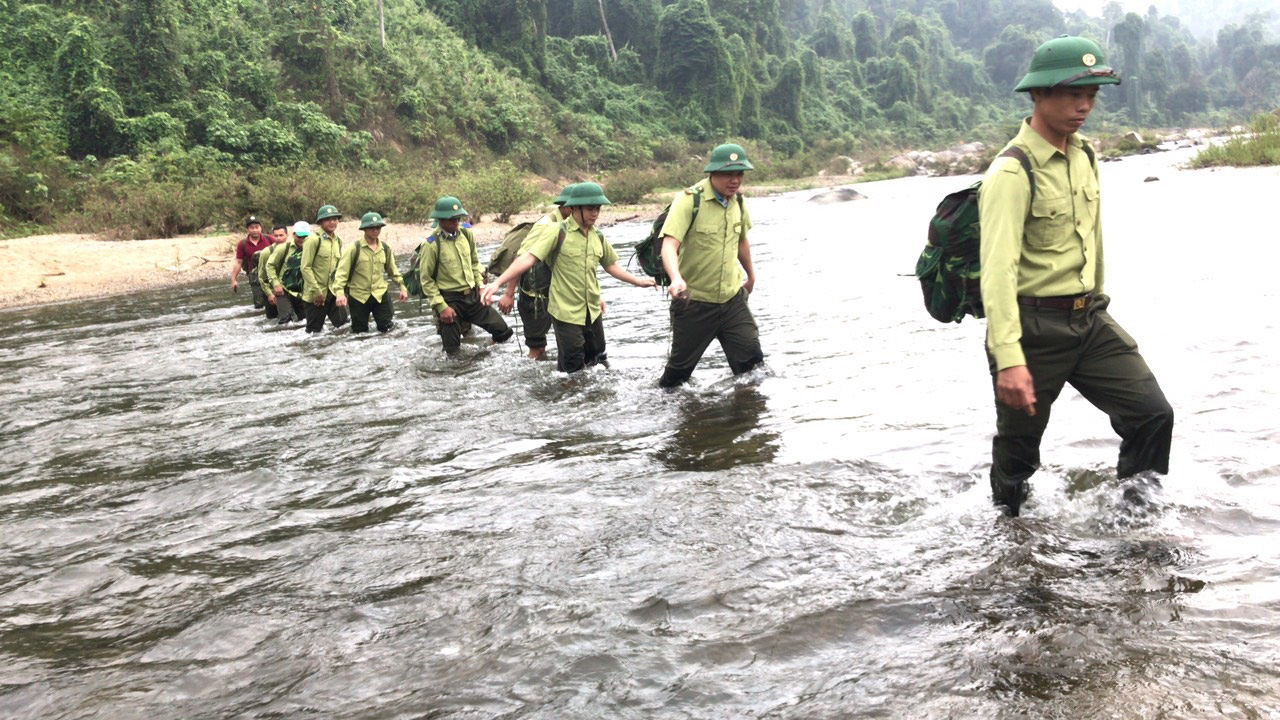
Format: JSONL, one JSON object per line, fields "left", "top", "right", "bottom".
{"left": 1, "top": 0, "right": 1277, "bottom": 237}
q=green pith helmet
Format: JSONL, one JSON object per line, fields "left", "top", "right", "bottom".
{"left": 1015, "top": 36, "right": 1120, "bottom": 92}
{"left": 704, "top": 143, "right": 754, "bottom": 173}
{"left": 430, "top": 196, "right": 468, "bottom": 220}
{"left": 359, "top": 211, "right": 386, "bottom": 230}
{"left": 553, "top": 183, "right": 578, "bottom": 206}
{"left": 316, "top": 204, "right": 342, "bottom": 222}
{"left": 564, "top": 181, "right": 611, "bottom": 207}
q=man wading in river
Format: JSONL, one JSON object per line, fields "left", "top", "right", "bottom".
{"left": 504, "top": 183, "right": 576, "bottom": 360}
{"left": 657, "top": 143, "right": 764, "bottom": 388}
{"left": 482, "top": 182, "right": 655, "bottom": 373}
{"left": 300, "top": 204, "right": 351, "bottom": 333}
{"left": 331, "top": 212, "right": 408, "bottom": 334}
{"left": 265, "top": 221, "right": 312, "bottom": 326}
{"left": 231, "top": 216, "right": 273, "bottom": 309}
{"left": 254, "top": 224, "right": 289, "bottom": 320}
{"left": 418, "top": 196, "right": 513, "bottom": 353}
{"left": 979, "top": 36, "right": 1174, "bottom": 516}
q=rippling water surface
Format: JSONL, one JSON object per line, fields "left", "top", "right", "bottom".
{"left": 2, "top": 147, "right": 1279, "bottom": 719}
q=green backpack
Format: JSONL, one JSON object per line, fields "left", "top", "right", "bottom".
{"left": 633, "top": 190, "right": 702, "bottom": 287}
{"left": 281, "top": 247, "right": 304, "bottom": 293}
{"left": 485, "top": 221, "right": 536, "bottom": 279}
{"left": 403, "top": 228, "right": 475, "bottom": 298}
{"left": 916, "top": 142, "right": 1096, "bottom": 323}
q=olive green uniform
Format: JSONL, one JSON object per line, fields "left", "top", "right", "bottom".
{"left": 299, "top": 229, "right": 349, "bottom": 333}
{"left": 254, "top": 246, "right": 279, "bottom": 320}
{"left": 978, "top": 119, "right": 1173, "bottom": 512}
{"left": 516, "top": 211, "right": 562, "bottom": 350}
{"left": 265, "top": 240, "right": 307, "bottom": 325}
{"left": 526, "top": 215, "right": 615, "bottom": 372}
{"left": 331, "top": 239, "right": 405, "bottom": 334}
{"left": 657, "top": 179, "right": 763, "bottom": 387}
{"left": 417, "top": 227, "right": 512, "bottom": 351}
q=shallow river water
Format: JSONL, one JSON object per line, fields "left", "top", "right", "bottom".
{"left": 2, "top": 146, "right": 1279, "bottom": 719}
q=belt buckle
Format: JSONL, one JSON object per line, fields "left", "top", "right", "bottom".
{"left": 1072, "top": 296, "right": 1087, "bottom": 311}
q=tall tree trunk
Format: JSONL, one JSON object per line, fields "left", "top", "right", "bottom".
{"left": 378, "top": 0, "right": 386, "bottom": 48}
{"left": 596, "top": 0, "right": 617, "bottom": 62}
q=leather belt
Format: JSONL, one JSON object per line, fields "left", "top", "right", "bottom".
{"left": 1017, "top": 293, "right": 1092, "bottom": 311}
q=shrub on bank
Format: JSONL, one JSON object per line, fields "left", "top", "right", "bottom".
{"left": 603, "top": 167, "right": 660, "bottom": 204}
{"left": 457, "top": 161, "right": 540, "bottom": 223}
{"left": 1190, "top": 112, "right": 1280, "bottom": 168}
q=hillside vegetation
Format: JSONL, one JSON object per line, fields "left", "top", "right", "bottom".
{"left": 1, "top": 0, "right": 1277, "bottom": 237}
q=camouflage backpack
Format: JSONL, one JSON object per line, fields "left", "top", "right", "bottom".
{"left": 281, "top": 246, "right": 305, "bottom": 293}
{"left": 915, "top": 142, "right": 1096, "bottom": 323}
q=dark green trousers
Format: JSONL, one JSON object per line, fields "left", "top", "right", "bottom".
{"left": 348, "top": 293, "right": 395, "bottom": 333}
{"left": 552, "top": 312, "right": 607, "bottom": 373}
{"left": 517, "top": 292, "right": 551, "bottom": 350}
{"left": 435, "top": 289, "right": 512, "bottom": 352}
{"left": 660, "top": 288, "right": 763, "bottom": 388}
{"left": 987, "top": 295, "right": 1174, "bottom": 515}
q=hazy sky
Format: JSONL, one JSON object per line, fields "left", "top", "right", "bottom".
{"left": 1052, "top": 0, "right": 1140, "bottom": 13}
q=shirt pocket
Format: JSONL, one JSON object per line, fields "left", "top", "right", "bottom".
{"left": 1027, "top": 195, "right": 1072, "bottom": 247}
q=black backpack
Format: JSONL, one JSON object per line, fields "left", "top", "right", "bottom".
{"left": 518, "top": 224, "right": 568, "bottom": 295}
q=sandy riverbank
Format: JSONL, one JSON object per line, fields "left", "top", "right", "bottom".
{"left": 0, "top": 207, "right": 635, "bottom": 310}
{"left": 0, "top": 175, "right": 857, "bottom": 311}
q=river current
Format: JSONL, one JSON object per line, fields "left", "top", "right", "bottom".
{"left": 2, "top": 146, "right": 1278, "bottom": 718}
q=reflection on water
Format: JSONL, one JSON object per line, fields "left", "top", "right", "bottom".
{"left": 658, "top": 385, "right": 779, "bottom": 471}
{"left": 1, "top": 146, "right": 1279, "bottom": 718}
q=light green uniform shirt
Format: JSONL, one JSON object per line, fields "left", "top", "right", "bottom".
{"left": 266, "top": 240, "right": 306, "bottom": 299}
{"left": 978, "top": 119, "right": 1104, "bottom": 371}
{"left": 526, "top": 215, "right": 618, "bottom": 325}
{"left": 300, "top": 229, "right": 343, "bottom": 303}
{"left": 256, "top": 244, "right": 279, "bottom": 297}
{"left": 659, "top": 178, "right": 752, "bottom": 304}
{"left": 516, "top": 210, "right": 565, "bottom": 300}
{"left": 416, "top": 228, "right": 483, "bottom": 313}
{"left": 330, "top": 239, "right": 405, "bottom": 303}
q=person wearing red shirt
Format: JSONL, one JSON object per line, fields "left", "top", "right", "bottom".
{"left": 231, "top": 215, "right": 274, "bottom": 309}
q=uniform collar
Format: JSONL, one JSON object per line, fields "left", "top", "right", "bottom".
{"left": 1017, "top": 117, "right": 1089, "bottom": 166}
{"left": 563, "top": 214, "right": 586, "bottom": 235}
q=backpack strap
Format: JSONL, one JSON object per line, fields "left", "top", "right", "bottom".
{"left": 545, "top": 224, "right": 568, "bottom": 269}
{"left": 345, "top": 241, "right": 364, "bottom": 286}
{"left": 998, "top": 146, "right": 1036, "bottom": 204}
{"left": 1082, "top": 140, "right": 1097, "bottom": 176}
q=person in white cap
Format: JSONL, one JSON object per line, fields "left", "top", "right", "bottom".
{"left": 264, "top": 221, "right": 314, "bottom": 326}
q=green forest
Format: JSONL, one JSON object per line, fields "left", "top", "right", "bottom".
{"left": 2, "top": 0, "right": 1278, "bottom": 238}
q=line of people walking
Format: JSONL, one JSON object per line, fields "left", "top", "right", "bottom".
{"left": 229, "top": 33, "right": 1178, "bottom": 521}
{"left": 229, "top": 143, "right": 765, "bottom": 387}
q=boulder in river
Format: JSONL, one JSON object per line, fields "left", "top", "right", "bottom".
{"left": 1144, "top": 176, "right": 1160, "bottom": 182}
{"left": 807, "top": 187, "right": 867, "bottom": 204}
{"left": 886, "top": 155, "right": 919, "bottom": 176}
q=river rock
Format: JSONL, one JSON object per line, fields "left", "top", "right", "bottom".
{"left": 886, "top": 155, "right": 918, "bottom": 176}
{"left": 1124, "top": 131, "right": 1143, "bottom": 143}
{"left": 807, "top": 187, "right": 867, "bottom": 204}
{"left": 949, "top": 141, "right": 985, "bottom": 155}
{"left": 1144, "top": 176, "right": 1160, "bottom": 182}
